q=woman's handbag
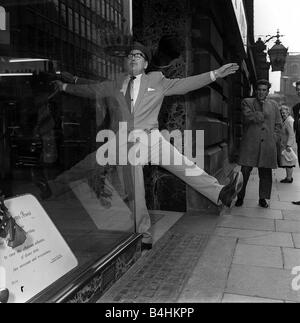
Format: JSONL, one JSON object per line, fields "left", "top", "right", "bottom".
{"left": 282, "top": 147, "right": 298, "bottom": 163}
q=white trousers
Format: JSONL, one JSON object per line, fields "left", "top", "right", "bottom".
{"left": 50, "top": 130, "right": 223, "bottom": 244}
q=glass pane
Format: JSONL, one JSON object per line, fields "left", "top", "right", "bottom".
{"left": 0, "top": 0, "right": 134, "bottom": 303}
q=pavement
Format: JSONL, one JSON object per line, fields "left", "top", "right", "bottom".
{"left": 98, "top": 167, "right": 300, "bottom": 303}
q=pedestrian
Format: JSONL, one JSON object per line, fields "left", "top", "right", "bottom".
{"left": 235, "top": 79, "right": 282, "bottom": 208}
{"left": 292, "top": 80, "right": 300, "bottom": 164}
{"left": 40, "top": 42, "right": 243, "bottom": 250}
{"left": 278, "top": 105, "right": 297, "bottom": 183}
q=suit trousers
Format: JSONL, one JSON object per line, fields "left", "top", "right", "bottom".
{"left": 49, "top": 129, "right": 224, "bottom": 244}
{"left": 238, "top": 166, "right": 272, "bottom": 201}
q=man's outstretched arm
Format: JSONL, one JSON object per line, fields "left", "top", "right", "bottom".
{"left": 53, "top": 79, "right": 111, "bottom": 99}
{"left": 162, "top": 63, "right": 239, "bottom": 96}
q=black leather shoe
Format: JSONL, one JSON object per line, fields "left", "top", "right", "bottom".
{"left": 0, "top": 288, "right": 9, "bottom": 303}
{"left": 292, "top": 201, "right": 300, "bottom": 205}
{"left": 141, "top": 243, "right": 152, "bottom": 251}
{"left": 259, "top": 199, "right": 269, "bottom": 208}
{"left": 280, "top": 178, "right": 293, "bottom": 183}
{"left": 219, "top": 172, "right": 243, "bottom": 207}
{"left": 235, "top": 198, "right": 244, "bottom": 207}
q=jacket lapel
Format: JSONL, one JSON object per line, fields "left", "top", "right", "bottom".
{"left": 115, "top": 73, "right": 130, "bottom": 112}
{"left": 134, "top": 73, "right": 149, "bottom": 112}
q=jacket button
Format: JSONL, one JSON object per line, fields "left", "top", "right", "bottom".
{"left": 261, "top": 139, "right": 264, "bottom": 142}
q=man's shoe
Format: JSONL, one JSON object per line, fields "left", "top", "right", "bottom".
{"left": 280, "top": 178, "right": 293, "bottom": 183}
{"left": 219, "top": 172, "right": 243, "bottom": 207}
{"left": 292, "top": 201, "right": 300, "bottom": 205}
{"left": 235, "top": 198, "right": 244, "bottom": 207}
{"left": 35, "top": 180, "right": 52, "bottom": 200}
{"left": 0, "top": 288, "right": 9, "bottom": 303}
{"left": 259, "top": 199, "right": 269, "bottom": 208}
{"left": 141, "top": 242, "right": 152, "bottom": 251}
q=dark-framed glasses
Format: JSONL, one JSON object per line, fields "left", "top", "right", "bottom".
{"left": 127, "top": 53, "right": 145, "bottom": 60}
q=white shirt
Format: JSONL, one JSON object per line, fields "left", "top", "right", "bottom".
{"left": 121, "top": 74, "right": 142, "bottom": 112}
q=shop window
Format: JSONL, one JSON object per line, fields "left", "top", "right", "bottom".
{"left": 86, "top": 19, "right": 91, "bottom": 40}
{"left": 0, "top": 0, "right": 135, "bottom": 304}
{"left": 68, "top": 7, "right": 73, "bottom": 31}
{"left": 60, "top": 2, "right": 67, "bottom": 25}
{"left": 74, "top": 12, "right": 79, "bottom": 34}
{"left": 0, "top": 6, "right": 6, "bottom": 30}
{"left": 80, "top": 16, "right": 86, "bottom": 37}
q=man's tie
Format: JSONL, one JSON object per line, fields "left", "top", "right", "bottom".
{"left": 122, "top": 76, "right": 136, "bottom": 207}
{"left": 125, "top": 76, "right": 136, "bottom": 112}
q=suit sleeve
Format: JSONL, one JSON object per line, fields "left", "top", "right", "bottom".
{"left": 162, "top": 72, "right": 213, "bottom": 96}
{"left": 241, "top": 99, "right": 264, "bottom": 124}
{"left": 274, "top": 103, "right": 283, "bottom": 143}
{"left": 64, "top": 81, "right": 111, "bottom": 99}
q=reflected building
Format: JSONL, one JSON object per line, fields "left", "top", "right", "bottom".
{"left": 280, "top": 53, "right": 300, "bottom": 107}
{"left": 0, "top": 0, "right": 138, "bottom": 304}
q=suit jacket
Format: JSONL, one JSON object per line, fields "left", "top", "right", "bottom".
{"left": 238, "top": 98, "right": 282, "bottom": 169}
{"left": 64, "top": 71, "right": 213, "bottom": 132}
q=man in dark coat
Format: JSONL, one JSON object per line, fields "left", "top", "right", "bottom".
{"left": 291, "top": 81, "right": 300, "bottom": 205}
{"left": 292, "top": 81, "right": 300, "bottom": 164}
{"left": 236, "top": 79, "right": 282, "bottom": 208}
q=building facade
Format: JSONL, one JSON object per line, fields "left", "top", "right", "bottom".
{"left": 133, "top": 0, "right": 257, "bottom": 213}
{"left": 279, "top": 53, "right": 300, "bottom": 107}
{"left": 0, "top": 0, "right": 260, "bottom": 303}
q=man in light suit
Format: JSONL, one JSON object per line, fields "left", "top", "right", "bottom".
{"left": 40, "top": 42, "right": 243, "bottom": 250}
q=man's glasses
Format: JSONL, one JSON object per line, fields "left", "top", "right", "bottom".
{"left": 127, "top": 53, "right": 146, "bottom": 60}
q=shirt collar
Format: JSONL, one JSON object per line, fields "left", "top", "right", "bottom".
{"left": 128, "top": 73, "right": 143, "bottom": 82}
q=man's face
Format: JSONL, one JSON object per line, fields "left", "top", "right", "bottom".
{"left": 126, "top": 50, "right": 148, "bottom": 76}
{"left": 296, "top": 85, "right": 300, "bottom": 97}
{"left": 256, "top": 84, "right": 269, "bottom": 102}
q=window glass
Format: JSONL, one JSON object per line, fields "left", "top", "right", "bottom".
{"left": 0, "top": 0, "right": 134, "bottom": 303}
{"left": 0, "top": 6, "right": 6, "bottom": 30}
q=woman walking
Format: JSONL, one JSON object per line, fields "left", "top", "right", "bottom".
{"left": 279, "top": 105, "right": 298, "bottom": 183}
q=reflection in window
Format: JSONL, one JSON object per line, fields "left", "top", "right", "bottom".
{"left": 87, "top": 19, "right": 91, "bottom": 40}
{"left": 0, "top": 0, "right": 134, "bottom": 303}
{"left": 81, "top": 16, "right": 86, "bottom": 37}
{"left": 60, "top": 2, "right": 67, "bottom": 25}
{"left": 68, "top": 7, "right": 73, "bottom": 31}
{"left": 74, "top": 12, "right": 79, "bottom": 34}
{"left": 0, "top": 6, "right": 6, "bottom": 30}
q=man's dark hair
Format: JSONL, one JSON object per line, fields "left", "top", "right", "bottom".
{"left": 256, "top": 79, "right": 271, "bottom": 90}
{"left": 295, "top": 80, "right": 300, "bottom": 87}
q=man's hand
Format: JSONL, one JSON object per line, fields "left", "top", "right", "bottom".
{"left": 61, "top": 71, "right": 76, "bottom": 83}
{"left": 215, "top": 63, "right": 239, "bottom": 79}
{"left": 52, "top": 80, "right": 65, "bottom": 92}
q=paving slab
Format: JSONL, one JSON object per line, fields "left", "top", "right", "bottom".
{"left": 222, "top": 293, "right": 284, "bottom": 303}
{"left": 278, "top": 191, "right": 300, "bottom": 202}
{"left": 227, "top": 207, "right": 282, "bottom": 220}
{"left": 226, "top": 264, "right": 300, "bottom": 302}
{"left": 218, "top": 215, "right": 275, "bottom": 231}
{"left": 276, "top": 220, "right": 300, "bottom": 233}
{"left": 215, "top": 228, "right": 293, "bottom": 247}
{"left": 242, "top": 199, "right": 300, "bottom": 211}
{"left": 293, "top": 233, "right": 300, "bottom": 248}
{"left": 282, "top": 210, "right": 300, "bottom": 222}
{"left": 233, "top": 244, "right": 283, "bottom": 269}
{"left": 176, "top": 236, "right": 236, "bottom": 303}
{"left": 282, "top": 248, "right": 300, "bottom": 270}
